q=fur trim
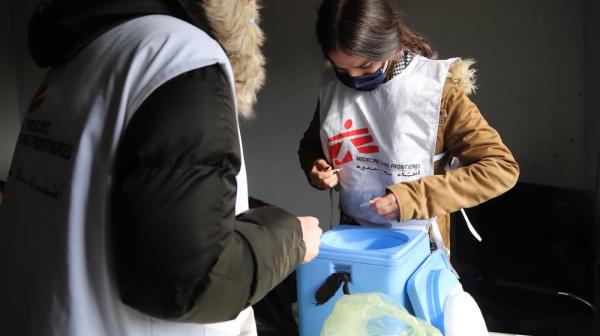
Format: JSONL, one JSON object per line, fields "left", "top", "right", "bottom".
{"left": 203, "top": 0, "right": 266, "bottom": 119}
{"left": 447, "top": 58, "right": 477, "bottom": 96}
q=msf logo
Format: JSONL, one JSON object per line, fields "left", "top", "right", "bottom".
{"left": 27, "top": 81, "right": 48, "bottom": 114}
{"left": 328, "top": 119, "right": 379, "bottom": 166}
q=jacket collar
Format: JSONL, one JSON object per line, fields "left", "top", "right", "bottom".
{"left": 28, "top": 0, "right": 264, "bottom": 118}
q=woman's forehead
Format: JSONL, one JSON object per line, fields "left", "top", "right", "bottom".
{"left": 329, "top": 50, "right": 376, "bottom": 68}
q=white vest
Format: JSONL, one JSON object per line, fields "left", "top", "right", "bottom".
{"left": 0, "top": 15, "right": 253, "bottom": 336}
{"left": 320, "top": 55, "right": 456, "bottom": 234}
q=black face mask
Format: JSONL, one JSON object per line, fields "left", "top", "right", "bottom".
{"left": 335, "top": 66, "right": 386, "bottom": 91}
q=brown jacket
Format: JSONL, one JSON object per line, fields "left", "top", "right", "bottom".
{"left": 298, "top": 59, "right": 520, "bottom": 248}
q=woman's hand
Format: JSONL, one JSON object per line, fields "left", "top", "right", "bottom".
{"left": 297, "top": 216, "right": 322, "bottom": 264}
{"left": 371, "top": 193, "right": 400, "bottom": 220}
{"left": 309, "top": 159, "right": 339, "bottom": 190}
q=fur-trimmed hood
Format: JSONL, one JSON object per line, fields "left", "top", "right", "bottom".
{"left": 204, "top": 0, "right": 265, "bottom": 118}
{"left": 447, "top": 58, "right": 477, "bottom": 96}
{"left": 29, "top": 0, "right": 264, "bottom": 118}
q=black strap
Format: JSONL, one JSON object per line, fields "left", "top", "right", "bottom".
{"left": 328, "top": 188, "right": 334, "bottom": 230}
{"left": 314, "top": 272, "right": 351, "bottom": 306}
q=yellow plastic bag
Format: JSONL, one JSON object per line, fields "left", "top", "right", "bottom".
{"left": 321, "top": 292, "right": 442, "bottom": 336}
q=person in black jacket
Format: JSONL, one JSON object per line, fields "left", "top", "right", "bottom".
{"left": 0, "top": 0, "right": 321, "bottom": 335}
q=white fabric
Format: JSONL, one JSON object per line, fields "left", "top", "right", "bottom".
{"left": 430, "top": 218, "right": 450, "bottom": 256}
{"left": 461, "top": 208, "right": 482, "bottom": 242}
{"left": 0, "top": 15, "right": 251, "bottom": 336}
{"left": 320, "top": 55, "right": 456, "bottom": 236}
{"left": 200, "top": 307, "right": 257, "bottom": 336}
{"left": 443, "top": 284, "right": 488, "bottom": 336}
{"left": 433, "top": 151, "right": 448, "bottom": 162}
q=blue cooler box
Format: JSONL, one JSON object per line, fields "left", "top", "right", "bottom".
{"left": 296, "top": 225, "right": 430, "bottom": 336}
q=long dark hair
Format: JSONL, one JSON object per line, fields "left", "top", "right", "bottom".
{"left": 316, "top": 0, "right": 437, "bottom": 61}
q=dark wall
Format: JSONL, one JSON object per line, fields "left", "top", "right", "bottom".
{"left": 0, "top": 1, "right": 20, "bottom": 181}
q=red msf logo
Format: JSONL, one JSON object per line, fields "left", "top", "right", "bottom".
{"left": 328, "top": 119, "right": 379, "bottom": 166}
{"left": 27, "top": 82, "right": 48, "bottom": 114}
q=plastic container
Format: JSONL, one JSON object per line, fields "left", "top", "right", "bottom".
{"left": 296, "top": 225, "right": 430, "bottom": 336}
{"left": 407, "top": 249, "right": 460, "bottom": 333}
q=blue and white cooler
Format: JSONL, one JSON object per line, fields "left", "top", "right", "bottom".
{"left": 296, "top": 225, "right": 431, "bottom": 336}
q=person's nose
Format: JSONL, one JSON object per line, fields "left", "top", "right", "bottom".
{"left": 346, "top": 69, "right": 366, "bottom": 77}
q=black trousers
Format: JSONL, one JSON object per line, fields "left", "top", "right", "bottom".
{"left": 253, "top": 271, "right": 299, "bottom": 336}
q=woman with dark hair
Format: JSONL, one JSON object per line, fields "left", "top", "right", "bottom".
{"left": 299, "top": 0, "right": 520, "bottom": 254}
